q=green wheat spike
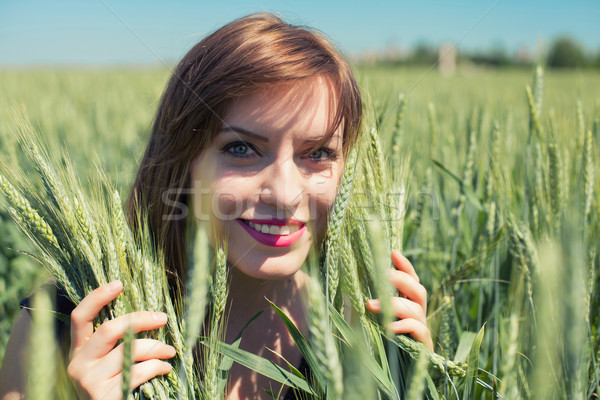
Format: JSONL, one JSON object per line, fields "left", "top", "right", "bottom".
{"left": 526, "top": 86, "right": 543, "bottom": 141}
{"left": 391, "top": 95, "right": 407, "bottom": 172}
{"left": 323, "top": 151, "right": 357, "bottom": 303}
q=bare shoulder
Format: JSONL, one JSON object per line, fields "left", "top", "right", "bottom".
{"left": 0, "top": 309, "right": 32, "bottom": 400}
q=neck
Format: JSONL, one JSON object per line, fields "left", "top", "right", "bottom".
{"left": 224, "top": 267, "right": 310, "bottom": 339}
{"left": 229, "top": 267, "right": 307, "bottom": 311}
{"left": 221, "top": 267, "right": 310, "bottom": 399}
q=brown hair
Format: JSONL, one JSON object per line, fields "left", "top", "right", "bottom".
{"left": 127, "top": 12, "right": 362, "bottom": 296}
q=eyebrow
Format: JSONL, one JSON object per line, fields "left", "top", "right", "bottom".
{"left": 220, "top": 126, "right": 269, "bottom": 142}
{"left": 220, "top": 125, "right": 340, "bottom": 145}
{"left": 302, "top": 136, "right": 336, "bottom": 144}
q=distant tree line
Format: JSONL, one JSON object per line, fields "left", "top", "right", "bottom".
{"left": 363, "top": 36, "right": 599, "bottom": 69}
{"left": 545, "top": 36, "right": 593, "bottom": 68}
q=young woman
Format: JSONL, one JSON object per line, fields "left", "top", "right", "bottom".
{"left": 0, "top": 12, "right": 432, "bottom": 400}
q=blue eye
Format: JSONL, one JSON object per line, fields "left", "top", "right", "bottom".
{"left": 221, "top": 141, "right": 257, "bottom": 157}
{"left": 308, "top": 148, "right": 336, "bottom": 161}
{"left": 231, "top": 143, "right": 250, "bottom": 155}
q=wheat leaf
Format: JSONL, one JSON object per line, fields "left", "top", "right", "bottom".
{"left": 199, "top": 338, "right": 317, "bottom": 396}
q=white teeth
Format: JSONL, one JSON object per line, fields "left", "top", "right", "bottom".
{"left": 243, "top": 220, "right": 301, "bottom": 236}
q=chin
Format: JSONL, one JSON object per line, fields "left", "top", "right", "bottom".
{"left": 216, "top": 217, "right": 313, "bottom": 280}
{"left": 231, "top": 249, "right": 309, "bottom": 280}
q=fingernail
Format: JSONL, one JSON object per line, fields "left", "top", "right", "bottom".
{"left": 167, "top": 346, "right": 176, "bottom": 356}
{"left": 153, "top": 312, "right": 168, "bottom": 322}
{"left": 367, "top": 299, "right": 380, "bottom": 307}
{"left": 108, "top": 280, "right": 122, "bottom": 292}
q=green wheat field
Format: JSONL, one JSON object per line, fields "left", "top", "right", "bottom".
{"left": 0, "top": 65, "right": 599, "bottom": 399}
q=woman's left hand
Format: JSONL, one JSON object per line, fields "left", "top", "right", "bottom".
{"left": 366, "top": 250, "right": 433, "bottom": 351}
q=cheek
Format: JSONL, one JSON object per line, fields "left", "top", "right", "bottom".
{"left": 207, "top": 175, "right": 259, "bottom": 221}
{"left": 192, "top": 176, "right": 249, "bottom": 244}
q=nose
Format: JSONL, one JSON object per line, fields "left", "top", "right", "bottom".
{"left": 259, "top": 158, "right": 304, "bottom": 216}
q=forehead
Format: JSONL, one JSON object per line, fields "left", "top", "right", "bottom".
{"left": 221, "top": 76, "right": 342, "bottom": 143}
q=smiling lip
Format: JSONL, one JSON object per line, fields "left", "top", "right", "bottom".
{"left": 238, "top": 219, "right": 306, "bottom": 247}
{"left": 246, "top": 218, "right": 305, "bottom": 226}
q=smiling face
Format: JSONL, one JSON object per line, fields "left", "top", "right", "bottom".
{"left": 190, "top": 76, "right": 344, "bottom": 279}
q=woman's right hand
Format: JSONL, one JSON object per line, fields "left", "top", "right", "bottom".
{"left": 67, "top": 280, "right": 175, "bottom": 400}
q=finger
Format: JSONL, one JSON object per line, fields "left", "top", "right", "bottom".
{"left": 366, "top": 298, "right": 426, "bottom": 324}
{"left": 386, "top": 270, "right": 427, "bottom": 313}
{"left": 70, "top": 280, "right": 123, "bottom": 353}
{"left": 102, "top": 359, "right": 172, "bottom": 398}
{"left": 129, "top": 339, "right": 176, "bottom": 362}
{"left": 80, "top": 311, "right": 168, "bottom": 360}
{"left": 129, "top": 359, "right": 173, "bottom": 390}
{"left": 96, "top": 339, "right": 177, "bottom": 381}
{"left": 388, "top": 319, "right": 433, "bottom": 351}
{"left": 391, "top": 250, "right": 419, "bottom": 283}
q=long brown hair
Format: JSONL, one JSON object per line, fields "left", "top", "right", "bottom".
{"left": 127, "top": 12, "right": 362, "bottom": 297}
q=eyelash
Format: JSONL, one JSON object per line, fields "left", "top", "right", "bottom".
{"left": 220, "top": 141, "right": 258, "bottom": 158}
{"left": 220, "top": 141, "right": 338, "bottom": 162}
{"left": 307, "top": 148, "right": 338, "bottom": 162}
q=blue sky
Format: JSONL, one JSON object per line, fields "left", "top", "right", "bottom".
{"left": 1, "top": 0, "right": 598, "bottom": 65}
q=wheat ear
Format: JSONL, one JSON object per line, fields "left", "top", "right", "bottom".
{"left": 323, "top": 151, "right": 357, "bottom": 303}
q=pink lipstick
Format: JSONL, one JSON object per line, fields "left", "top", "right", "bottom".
{"left": 237, "top": 219, "right": 306, "bottom": 247}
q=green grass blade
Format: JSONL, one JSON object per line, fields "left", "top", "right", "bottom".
{"left": 199, "top": 338, "right": 317, "bottom": 396}
{"left": 216, "top": 310, "right": 264, "bottom": 396}
{"left": 327, "top": 302, "right": 399, "bottom": 398}
{"left": 463, "top": 325, "right": 485, "bottom": 397}
{"left": 454, "top": 331, "right": 477, "bottom": 363}
{"left": 431, "top": 159, "right": 483, "bottom": 210}
{"left": 268, "top": 300, "right": 326, "bottom": 391}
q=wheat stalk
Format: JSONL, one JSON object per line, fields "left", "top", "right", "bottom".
{"left": 532, "top": 64, "right": 544, "bottom": 116}
{"left": 391, "top": 95, "right": 407, "bottom": 172}
{"left": 438, "top": 295, "right": 458, "bottom": 359}
{"left": 203, "top": 242, "right": 228, "bottom": 399}
{"left": 307, "top": 257, "right": 344, "bottom": 398}
{"left": 526, "top": 86, "right": 543, "bottom": 140}
{"left": 582, "top": 129, "right": 594, "bottom": 222}
{"left": 323, "top": 151, "right": 357, "bottom": 304}
{"left": 26, "top": 286, "right": 58, "bottom": 400}
{"left": 406, "top": 349, "right": 429, "bottom": 400}
{"left": 498, "top": 314, "right": 519, "bottom": 398}
{"left": 0, "top": 172, "right": 81, "bottom": 301}
{"left": 548, "top": 140, "right": 564, "bottom": 230}
{"left": 427, "top": 102, "right": 438, "bottom": 154}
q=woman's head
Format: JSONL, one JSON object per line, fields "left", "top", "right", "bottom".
{"left": 191, "top": 75, "right": 344, "bottom": 280}
{"left": 128, "top": 12, "right": 362, "bottom": 289}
